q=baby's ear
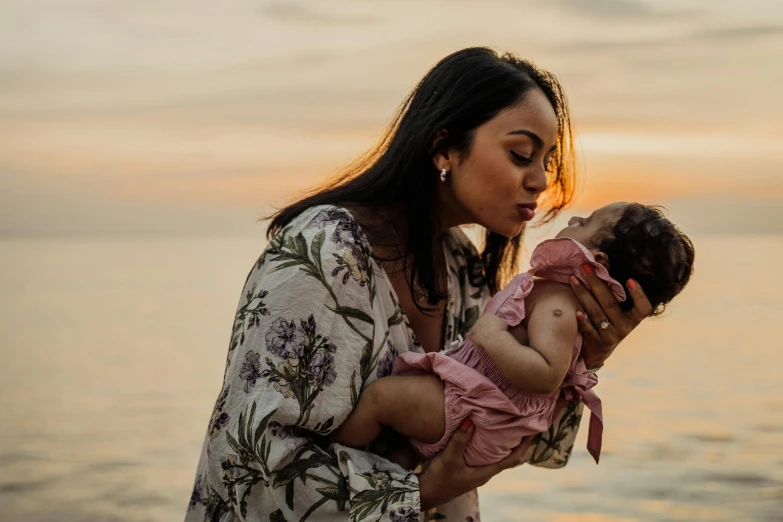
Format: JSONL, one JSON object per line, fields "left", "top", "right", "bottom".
{"left": 593, "top": 251, "right": 610, "bottom": 270}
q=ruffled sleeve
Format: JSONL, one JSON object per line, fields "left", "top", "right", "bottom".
{"left": 530, "top": 238, "right": 626, "bottom": 302}
{"left": 483, "top": 273, "right": 535, "bottom": 327}
{"left": 185, "top": 206, "right": 420, "bottom": 522}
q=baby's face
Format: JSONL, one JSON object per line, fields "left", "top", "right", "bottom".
{"left": 556, "top": 202, "right": 629, "bottom": 249}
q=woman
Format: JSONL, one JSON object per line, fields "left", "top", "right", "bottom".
{"left": 185, "top": 47, "right": 653, "bottom": 522}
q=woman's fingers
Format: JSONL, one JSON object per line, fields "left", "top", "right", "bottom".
{"left": 466, "top": 436, "right": 532, "bottom": 487}
{"left": 418, "top": 421, "right": 477, "bottom": 510}
{"left": 576, "top": 311, "right": 612, "bottom": 369}
{"left": 576, "top": 310, "right": 605, "bottom": 347}
{"left": 495, "top": 437, "right": 533, "bottom": 472}
{"left": 426, "top": 427, "right": 534, "bottom": 500}
{"left": 626, "top": 279, "right": 654, "bottom": 323}
{"left": 441, "top": 419, "right": 474, "bottom": 467}
{"left": 577, "top": 265, "right": 627, "bottom": 326}
{"left": 569, "top": 275, "right": 608, "bottom": 326}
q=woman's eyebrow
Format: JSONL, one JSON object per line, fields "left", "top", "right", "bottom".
{"left": 508, "top": 129, "right": 543, "bottom": 147}
{"left": 508, "top": 129, "right": 557, "bottom": 152}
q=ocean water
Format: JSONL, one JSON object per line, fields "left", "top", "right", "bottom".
{"left": 0, "top": 234, "right": 781, "bottom": 522}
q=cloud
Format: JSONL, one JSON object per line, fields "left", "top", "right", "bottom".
{"left": 260, "top": 1, "right": 380, "bottom": 26}
{"left": 658, "top": 196, "right": 783, "bottom": 235}
{"left": 556, "top": 0, "right": 651, "bottom": 17}
{"left": 695, "top": 24, "right": 783, "bottom": 42}
{"left": 554, "top": 23, "right": 783, "bottom": 54}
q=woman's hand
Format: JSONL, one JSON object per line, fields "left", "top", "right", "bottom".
{"left": 417, "top": 420, "right": 531, "bottom": 511}
{"left": 569, "top": 267, "right": 654, "bottom": 370}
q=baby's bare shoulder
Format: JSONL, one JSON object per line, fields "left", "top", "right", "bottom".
{"left": 528, "top": 278, "right": 580, "bottom": 314}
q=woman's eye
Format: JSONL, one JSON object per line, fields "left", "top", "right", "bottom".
{"left": 510, "top": 151, "right": 532, "bottom": 165}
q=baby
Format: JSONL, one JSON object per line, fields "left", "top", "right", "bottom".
{"left": 331, "top": 202, "right": 695, "bottom": 466}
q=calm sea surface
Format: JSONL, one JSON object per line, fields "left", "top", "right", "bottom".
{"left": 1, "top": 234, "right": 782, "bottom": 521}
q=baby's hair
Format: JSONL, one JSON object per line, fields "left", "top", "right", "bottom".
{"left": 596, "top": 203, "right": 695, "bottom": 316}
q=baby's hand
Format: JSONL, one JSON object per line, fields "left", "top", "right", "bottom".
{"left": 466, "top": 312, "right": 509, "bottom": 348}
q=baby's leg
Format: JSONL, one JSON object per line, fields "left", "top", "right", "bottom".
{"left": 330, "top": 375, "right": 446, "bottom": 448}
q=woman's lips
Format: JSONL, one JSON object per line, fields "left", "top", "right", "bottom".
{"left": 517, "top": 205, "right": 536, "bottom": 221}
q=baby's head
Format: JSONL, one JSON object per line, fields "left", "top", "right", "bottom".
{"left": 556, "top": 202, "right": 695, "bottom": 315}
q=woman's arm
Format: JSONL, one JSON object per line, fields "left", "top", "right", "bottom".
{"left": 186, "top": 208, "right": 422, "bottom": 522}
{"left": 467, "top": 289, "right": 578, "bottom": 394}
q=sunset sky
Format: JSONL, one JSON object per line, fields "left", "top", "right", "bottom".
{"left": 1, "top": 0, "right": 782, "bottom": 235}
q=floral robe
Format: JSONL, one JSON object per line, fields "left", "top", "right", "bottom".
{"left": 185, "top": 205, "right": 584, "bottom": 522}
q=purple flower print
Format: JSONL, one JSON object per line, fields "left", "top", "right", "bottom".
{"left": 300, "top": 314, "right": 316, "bottom": 337}
{"left": 310, "top": 208, "right": 370, "bottom": 286}
{"left": 239, "top": 351, "right": 262, "bottom": 393}
{"left": 268, "top": 421, "right": 303, "bottom": 440}
{"left": 390, "top": 507, "right": 418, "bottom": 522}
{"left": 270, "top": 359, "right": 296, "bottom": 399}
{"left": 322, "top": 337, "right": 337, "bottom": 354}
{"left": 208, "top": 387, "right": 231, "bottom": 440}
{"left": 308, "top": 207, "right": 344, "bottom": 228}
{"left": 259, "top": 314, "right": 341, "bottom": 425}
{"left": 376, "top": 339, "right": 398, "bottom": 378}
{"left": 332, "top": 218, "right": 364, "bottom": 250}
{"left": 265, "top": 318, "right": 303, "bottom": 358}
{"left": 209, "top": 412, "right": 230, "bottom": 441}
{"left": 331, "top": 247, "right": 370, "bottom": 287}
{"left": 361, "top": 467, "right": 395, "bottom": 490}
{"left": 309, "top": 351, "right": 336, "bottom": 387}
{"left": 308, "top": 208, "right": 361, "bottom": 249}
{"left": 219, "top": 454, "right": 241, "bottom": 481}
{"left": 188, "top": 475, "right": 204, "bottom": 510}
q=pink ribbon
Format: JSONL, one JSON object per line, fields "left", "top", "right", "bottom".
{"left": 561, "top": 371, "right": 604, "bottom": 464}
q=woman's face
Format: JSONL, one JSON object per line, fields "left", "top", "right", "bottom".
{"left": 441, "top": 88, "right": 558, "bottom": 238}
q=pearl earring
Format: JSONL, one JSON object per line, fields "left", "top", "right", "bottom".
{"left": 440, "top": 168, "right": 448, "bottom": 183}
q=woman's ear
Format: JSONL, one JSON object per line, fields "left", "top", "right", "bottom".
{"left": 430, "top": 129, "right": 450, "bottom": 170}
{"left": 593, "top": 251, "right": 610, "bottom": 270}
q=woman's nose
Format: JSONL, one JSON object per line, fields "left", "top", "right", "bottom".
{"left": 524, "top": 164, "right": 548, "bottom": 197}
{"left": 568, "top": 216, "right": 579, "bottom": 226}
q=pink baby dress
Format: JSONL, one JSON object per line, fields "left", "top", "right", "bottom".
{"left": 392, "top": 237, "right": 626, "bottom": 466}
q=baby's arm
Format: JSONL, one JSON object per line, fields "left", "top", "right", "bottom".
{"left": 467, "top": 287, "right": 579, "bottom": 394}
{"left": 330, "top": 374, "right": 447, "bottom": 449}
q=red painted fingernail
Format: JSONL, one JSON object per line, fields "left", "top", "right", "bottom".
{"left": 576, "top": 311, "right": 584, "bottom": 321}
{"left": 582, "top": 264, "right": 593, "bottom": 275}
{"left": 627, "top": 279, "right": 637, "bottom": 290}
{"left": 460, "top": 418, "right": 473, "bottom": 430}
{"left": 569, "top": 275, "right": 580, "bottom": 287}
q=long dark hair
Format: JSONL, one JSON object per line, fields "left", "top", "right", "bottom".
{"left": 267, "top": 47, "right": 576, "bottom": 308}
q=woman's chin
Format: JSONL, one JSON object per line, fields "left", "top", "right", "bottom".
{"left": 506, "top": 220, "right": 529, "bottom": 238}
{"left": 486, "top": 224, "right": 525, "bottom": 239}
{"left": 475, "top": 214, "right": 528, "bottom": 238}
